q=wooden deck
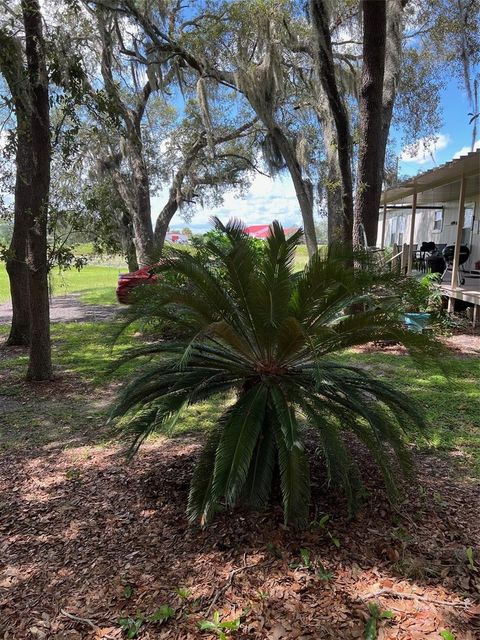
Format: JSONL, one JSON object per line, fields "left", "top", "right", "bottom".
{"left": 440, "top": 273, "right": 480, "bottom": 326}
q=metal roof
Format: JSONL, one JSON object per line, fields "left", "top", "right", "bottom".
{"left": 383, "top": 149, "right": 480, "bottom": 205}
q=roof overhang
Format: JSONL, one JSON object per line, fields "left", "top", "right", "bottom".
{"left": 382, "top": 150, "right": 480, "bottom": 205}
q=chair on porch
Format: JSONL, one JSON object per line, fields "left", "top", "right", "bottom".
{"left": 416, "top": 242, "right": 437, "bottom": 273}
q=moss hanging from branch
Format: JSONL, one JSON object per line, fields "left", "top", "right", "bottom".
{"left": 260, "top": 133, "right": 285, "bottom": 175}
{"left": 196, "top": 76, "right": 214, "bottom": 150}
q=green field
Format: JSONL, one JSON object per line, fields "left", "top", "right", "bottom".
{"left": 0, "top": 245, "right": 314, "bottom": 306}
{"left": 0, "top": 263, "right": 124, "bottom": 305}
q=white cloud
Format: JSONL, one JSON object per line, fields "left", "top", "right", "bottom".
{"left": 151, "top": 172, "right": 302, "bottom": 232}
{"left": 452, "top": 139, "right": 480, "bottom": 159}
{"left": 0, "top": 130, "right": 9, "bottom": 151}
{"left": 400, "top": 134, "right": 450, "bottom": 165}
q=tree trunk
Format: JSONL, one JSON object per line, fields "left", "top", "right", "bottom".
{"left": 153, "top": 132, "right": 208, "bottom": 256}
{"left": 271, "top": 127, "right": 318, "bottom": 257}
{"left": 0, "top": 33, "right": 31, "bottom": 345}
{"left": 326, "top": 157, "right": 343, "bottom": 245}
{"left": 127, "top": 135, "right": 155, "bottom": 267}
{"left": 120, "top": 211, "right": 138, "bottom": 272}
{"left": 378, "top": 0, "right": 406, "bottom": 189}
{"left": 320, "top": 113, "right": 344, "bottom": 245}
{"left": 154, "top": 199, "right": 179, "bottom": 255}
{"left": 6, "top": 110, "right": 31, "bottom": 346}
{"left": 310, "top": 0, "right": 354, "bottom": 251}
{"left": 353, "top": 0, "right": 387, "bottom": 248}
{"left": 96, "top": 10, "right": 155, "bottom": 269}
{"left": 22, "top": 0, "right": 52, "bottom": 381}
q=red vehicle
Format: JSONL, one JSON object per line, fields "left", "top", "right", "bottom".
{"left": 116, "top": 264, "right": 159, "bottom": 304}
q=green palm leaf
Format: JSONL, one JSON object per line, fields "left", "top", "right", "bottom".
{"left": 212, "top": 385, "right": 268, "bottom": 507}
{"left": 273, "top": 418, "right": 310, "bottom": 526}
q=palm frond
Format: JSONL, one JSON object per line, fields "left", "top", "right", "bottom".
{"left": 187, "top": 426, "right": 223, "bottom": 525}
{"left": 242, "top": 414, "right": 276, "bottom": 508}
{"left": 273, "top": 418, "right": 310, "bottom": 526}
{"left": 212, "top": 384, "right": 269, "bottom": 507}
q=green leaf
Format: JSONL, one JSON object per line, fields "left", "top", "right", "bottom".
{"left": 317, "top": 514, "right": 330, "bottom": 528}
{"left": 122, "top": 584, "right": 134, "bottom": 599}
{"left": 300, "top": 548, "right": 311, "bottom": 567}
{"left": 219, "top": 618, "right": 241, "bottom": 630}
{"left": 380, "top": 609, "right": 394, "bottom": 619}
{"left": 174, "top": 586, "right": 191, "bottom": 599}
{"left": 147, "top": 604, "right": 175, "bottom": 623}
{"left": 242, "top": 415, "right": 276, "bottom": 508}
{"left": 363, "top": 616, "right": 377, "bottom": 640}
{"left": 329, "top": 533, "right": 341, "bottom": 548}
{"left": 440, "top": 631, "right": 456, "bottom": 640}
{"left": 273, "top": 419, "right": 310, "bottom": 526}
{"left": 316, "top": 562, "right": 334, "bottom": 581}
{"left": 212, "top": 385, "right": 268, "bottom": 507}
{"left": 198, "top": 620, "right": 218, "bottom": 631}
{"left": 466, "top": 546, "right": 475, "bottom": 569}
{"left": 270, "top": 386, "right": 299, "bottom": 450}
{"left": 118, "top": 617, "right": 143, "bottom": 638}
{"left": 187, "top": 426, "right": 222, "bottom": 525}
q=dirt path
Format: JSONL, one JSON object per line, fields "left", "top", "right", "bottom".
{"left": 0, "top": 294, "right": 119, "bottom": 325}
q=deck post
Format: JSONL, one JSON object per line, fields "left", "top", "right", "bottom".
{"left": 401, "top": 243, "right": 408, "bottom": 273}
{"left": 450, "top": 174, "right": 467, "bottom": 288}
{"left": 407, "top": 190, "right": 417, "bottom": 275}
{"left": 381, "top": 195, "right": 387, "bottom": 249}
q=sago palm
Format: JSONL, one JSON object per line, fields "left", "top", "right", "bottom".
{"left": 113, "top": 219, "right": 438, "bottom": 527}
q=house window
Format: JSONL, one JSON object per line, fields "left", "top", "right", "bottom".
{"left": 433, "top": 209, "right": 443, "bottom": 232}
{"left": 389, "top": 216, "right": 397, "bottom": 246}
{"left": 397, "top": 216, "right": 405, "bottom": 245}
{"left": 462, "top": 205, "right": 475, "bottom": 246}
{"left": 464, "top": 206, "right": 474, "bottom": 230}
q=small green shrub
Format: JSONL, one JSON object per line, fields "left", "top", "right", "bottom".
{"left": 198, "top": 611, "right": 241, "bottom": 639}
{"left": 363, "top": 602, "right": 394, "bottom": 639}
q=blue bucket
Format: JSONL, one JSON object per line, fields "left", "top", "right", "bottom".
{"left": 403, "top": 312, "right": 431, "bottom": 333}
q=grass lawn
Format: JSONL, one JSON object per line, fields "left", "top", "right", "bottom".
{"left": 340, "top": 350, "right": 480, "bottom": 476}
{"left": 1, "top": 318, "right": 479, "bottom": 476}
{"left": 48, "top": 264, "right": 124, "bottom": 305}
{"left": 0, "top": 263, "right": 123, "bottom": 305}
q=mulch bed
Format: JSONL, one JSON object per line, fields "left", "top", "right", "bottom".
{"left": 1, "top": 437, "right": 479, "bottom": 640}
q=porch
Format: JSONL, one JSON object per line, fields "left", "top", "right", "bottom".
{"left": 440, "top": 276, "right": 480, "bottom": 326}
{"left": 379, "top": 149, "right": 480, "bottom": 326}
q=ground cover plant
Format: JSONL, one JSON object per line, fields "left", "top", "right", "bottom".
{"left": 113, "top": 219, "right": 443, "bottom": 527}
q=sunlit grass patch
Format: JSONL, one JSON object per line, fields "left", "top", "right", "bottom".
{"left": 340, "top": 350, "right": 480, "bottom": 474}
{"left": 0, "top": 263, "right": 122, "bottom": 305}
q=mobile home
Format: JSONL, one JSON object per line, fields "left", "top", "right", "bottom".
{"left": 377, "top": 149, "right": 480, "bottom": 318}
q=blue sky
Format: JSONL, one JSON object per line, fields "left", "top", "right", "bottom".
{"left": 157, "top": 75, "right": 479, "bottom": 233}
{"left": 397, "top": 76, "right": 479, "bottom": 176}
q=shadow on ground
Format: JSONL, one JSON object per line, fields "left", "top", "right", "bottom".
{"left": 0, "top": 436, "right": 478, "bottom": 639}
